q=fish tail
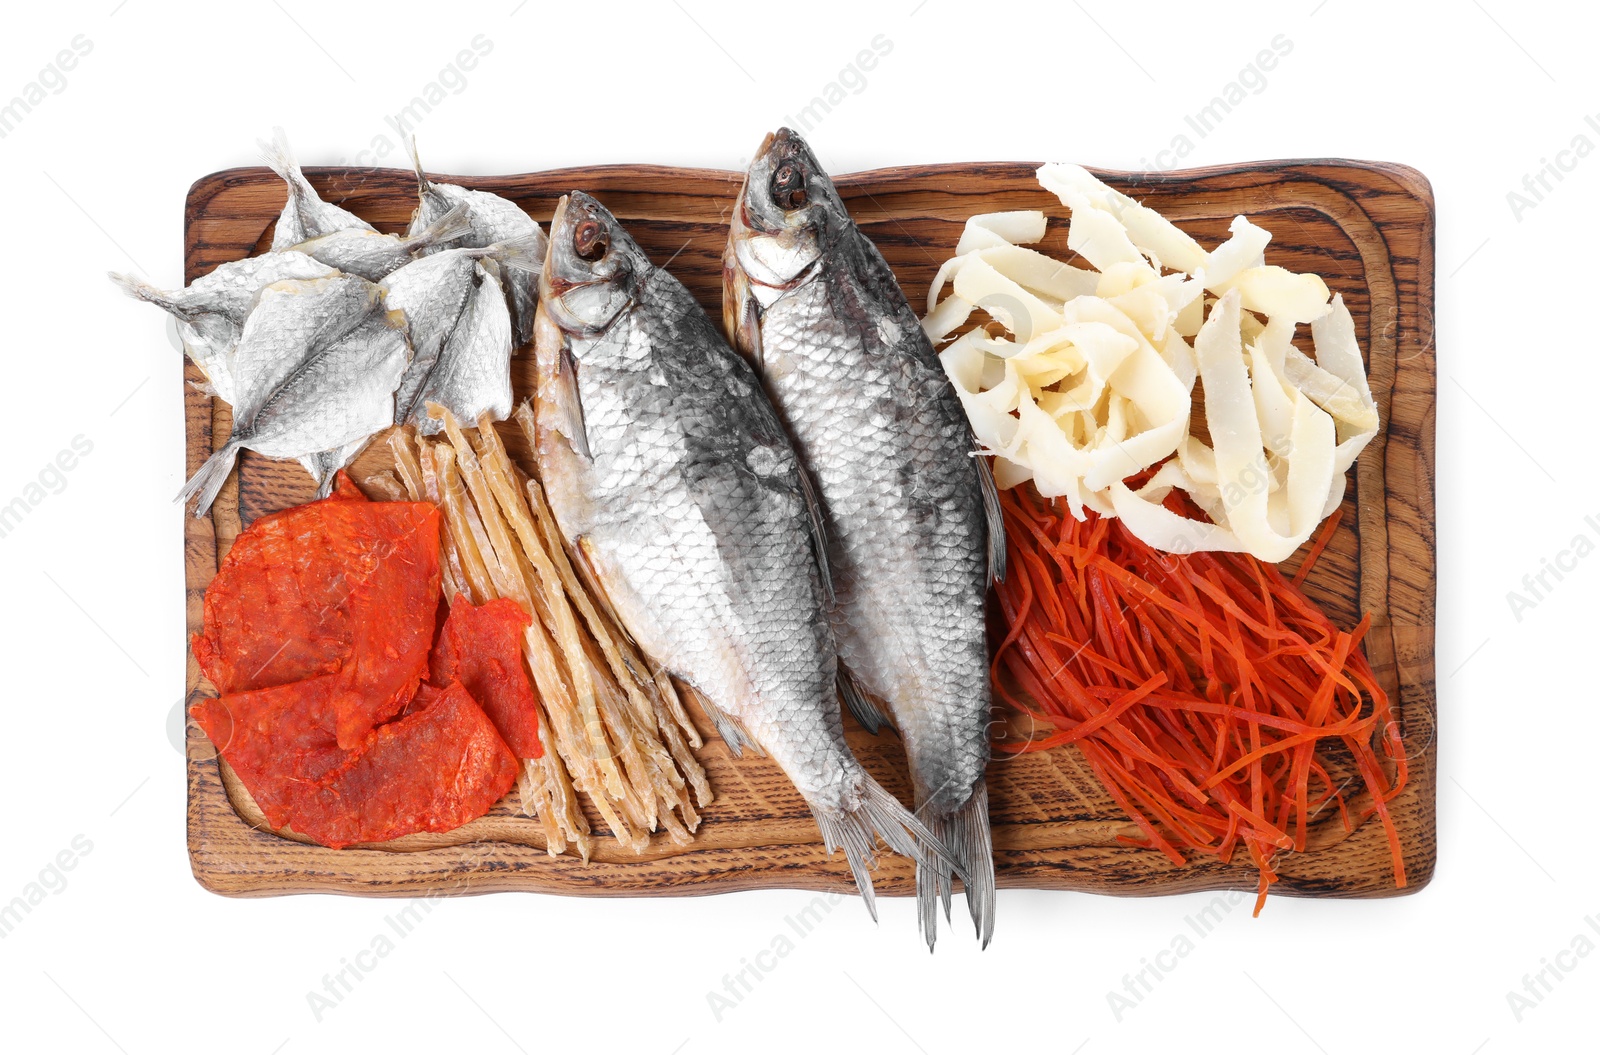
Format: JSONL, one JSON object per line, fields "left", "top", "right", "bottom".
{"left": 808, "top": 772, "right": 965, "bottom": 925}
{"left": 405, "top": 135, "right": 430, "bottom": 195}
{"left": 407, "top": 201, "right": 472, "bottom": 252}
{"left": 916, "top": 781, "right": 995, "bottom": 950}
{"left": 108, "top": 271, "right": 191, "bottom": 320}
{"left": 467, "top": 230, "right": 547, "bottom": 275}
{"left": 257, "top": 126, "right": 311, "bottom": 197}
{"left": 176, "top": 441, "right": 241, "bottom": 517}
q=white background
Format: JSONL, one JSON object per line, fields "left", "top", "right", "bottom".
{"left": 0, "top": 1, "right": 1589, "bottom": 1052}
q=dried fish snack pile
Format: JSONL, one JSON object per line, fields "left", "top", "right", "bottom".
{"left": 112, "top": 129, "right": 544, "bottom": 511}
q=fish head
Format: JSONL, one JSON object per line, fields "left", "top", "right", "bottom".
{"left": 539, "top": 191, "right": 647, "bottom": 339}
{"left": 730, "top": 128, "right": 845, "bottom": 289}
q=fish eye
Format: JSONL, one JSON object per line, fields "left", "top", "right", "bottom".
{"left": 574, "top": 219, "right": 609, "bottom": 261}
{"left": 770, "top": 162, "right": 808, "bottom": 210}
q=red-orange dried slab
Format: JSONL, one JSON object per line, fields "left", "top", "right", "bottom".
{"left": 191, "top": 507, "right": 355, "bottom": 696}
{"left": 190, "top": 676, "right": 346, "bottom": 831}
{"left": 288, "top": 682, "right": 518, "bottom": 848}
{"left": 430, "top": 595, "right": 544, "bottom": 759}
{"left": 191, "top": 482, "right": 442, "bottom": 747}
{"left": 320, "top": 499, "right": 443, "bottom": 748}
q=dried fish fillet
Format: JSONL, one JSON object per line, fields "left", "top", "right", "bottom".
{"left": 178, "top": 274, "right": 410, "bottom": 516}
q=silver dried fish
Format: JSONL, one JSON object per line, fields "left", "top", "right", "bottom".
{"left": 109, "top": 252, "right": 336, "bottom": 404}
{"left": 726, "top": 129, "right": 1005, "bottom": 948}
{"left": 178, "top": 273, "right": 410, "bottom": 516}
{"left": 406, "top": 139, "right": 546, "bottom": 348}
{"left": 290, "top": 200, "right": 472, "bottom": 281}
{"left": 534, "top": 192, "right": 958, "bottom": 918}
{"left": 382, "top": 235, "right": 541, "bottom": 433}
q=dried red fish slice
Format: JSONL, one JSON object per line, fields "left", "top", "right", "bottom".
{"left": 289, "top": 682, "right": 518, "bottom": 848}
{"left": 191, "top": 507, "right": 355, "bottom": 696}
{"left": 429, "top": 594, "right": 544, "bottom": 759}
{"left": 319, "top": 499, "right": 442, "bottom": 748}
{"left": 190, "top": 675, "right": 347, "bottom": 830}
{"left": 190, "top": 474, "right": 442, "bottom": 747}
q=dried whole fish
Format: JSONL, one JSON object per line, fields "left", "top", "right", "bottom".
{"left": 290, "top": 200, "right": 472, "bottom": 282}
{"left": 109, "top": 251, "right": 335, "bottom": 403}
{"left": 534, "top": 191, "right": 957, "bottom": 916}
{"left": 406, "top": 140, "right": 546, "bottom": 348}
{"left": 178, "top": 273, "right": 411, "bottom": 516}
{"left": 260, "top": 128, "right": 374, "bottom": 251}
{"left": 726, "top": 129, "right": 1005, "bottom": 948}
{"left": 381, "top": 235, "right": 542, "bottom": 433}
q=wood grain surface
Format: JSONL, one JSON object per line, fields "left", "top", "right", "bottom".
{"left": 183, "top": 159, "right": 1436, "bottom": 901}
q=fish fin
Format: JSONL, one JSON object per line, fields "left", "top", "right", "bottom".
{"left": 405, "top": 201, "right": 472, "bottom": 253}
{"left": 796, "top": 463, "right": 834, "bottom": 607}
{"left": 468, "top": 230, "right": 547, "bottom": 275}
{"left": 108, "top": 272, "right": 191, "bottom": 320}
{"left": 691, "top": 691, "right": 763, "bottom": 758}
{"left": 176, "top": 441, "right": 241, "bottom": 517}
{"left": 974, "top": 446, "right": 1007, "bottom": 583}
{"left": 257, "top": 126, "right": 313, "bottom": 203}
{"left": 554, "top": 344, "right": 591, "bottom": 460}
{"left": 257, "top": 126, "right": 298, "bottom": 182}
{"left": 722, "top": 247, "right": 762, "bottom": 365}
{"left": 838, "top": 666, "right": 892, "bottom": 735}
{"left": 810, "top": 773, "right": 965, "bottom": 923}
{"left": 916, "top": 782, "right": 996, "bottom": 950}
{"left": 298, "top": 452, "right": 331, "bottom": 494}
{"left": 406, "top": 135, "right": 430, "bottom": 196}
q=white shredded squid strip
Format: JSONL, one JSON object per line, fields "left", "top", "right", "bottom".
{"left": 924, "top": 163, "right": 1380, "bottom": 562}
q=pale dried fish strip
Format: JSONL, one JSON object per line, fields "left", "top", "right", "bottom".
{"left": 654, "top": 665, "right": 703, "bottom": 754}
{"left": 425, "top": 443, "right": 495, "bottom": 604}
{"left": 653, "top": 680, "right": 713, "bottom": 810}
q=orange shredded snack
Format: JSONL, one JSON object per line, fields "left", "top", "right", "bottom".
{"left": 992, "top": 485, "right": 1408, "bottom": 913}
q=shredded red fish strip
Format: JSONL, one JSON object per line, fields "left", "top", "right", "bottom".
{"left": 991, "top": 485, "right": 1408, "bottom": 913}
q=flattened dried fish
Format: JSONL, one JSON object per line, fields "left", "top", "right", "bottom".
{"left": 178, "top": 273, "right": 410, "bottom": 516}
{"left": 382, "top": 235, "right": 542, "bottom": 433}
{"left": 406, "top": 139, "right": 546, "bottom": 347}
{"left": 109, "top": 251, "right": 335, "bottom": 403}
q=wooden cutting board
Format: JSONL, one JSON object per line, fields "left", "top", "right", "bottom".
{"left": 183, "top": 159, "right": 1436, "bottom": 900}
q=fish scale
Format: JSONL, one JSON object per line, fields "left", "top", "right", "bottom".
{"left": 534, "top": 192, "right": 955, "bottom": 920}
